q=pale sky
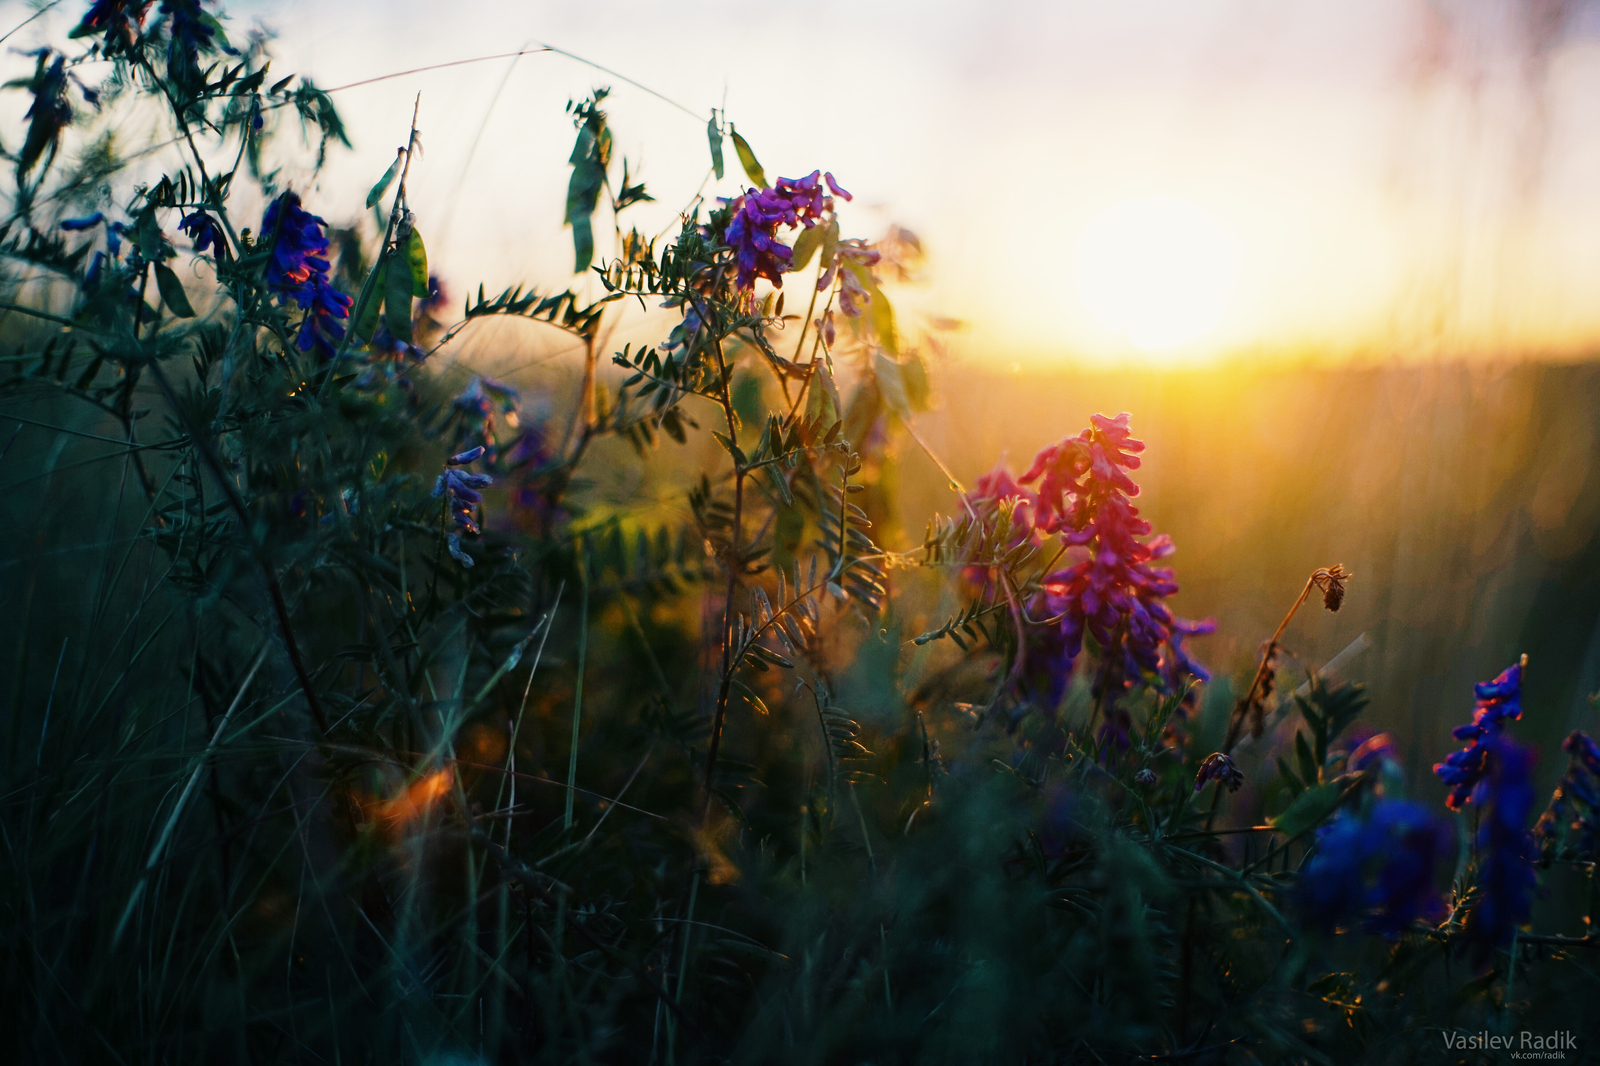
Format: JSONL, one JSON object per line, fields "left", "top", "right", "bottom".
{"left": 12, "top": 0, "right": 1600, "bottom": 364}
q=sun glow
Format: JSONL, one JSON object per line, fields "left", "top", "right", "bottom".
{"left": 1073, "top": 196, "right": 1240, "bottom": 354}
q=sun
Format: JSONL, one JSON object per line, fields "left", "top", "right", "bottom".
{"left": 1073, "top": 196, "right": 1240, "bottom": 353}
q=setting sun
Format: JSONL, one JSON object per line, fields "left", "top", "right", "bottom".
{"left": 1073, "top": 196, "right": 1240, "bottom": 354}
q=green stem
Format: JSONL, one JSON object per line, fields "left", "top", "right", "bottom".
{"left": 563, "top": 548, "right": 589, "bottom": 831}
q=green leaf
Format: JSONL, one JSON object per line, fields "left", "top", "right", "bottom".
{"left": 1277, "top": 756, "right": 1305, "bottom": 798}
{"left": 384, "top": 252, "right": 413, "bottom": 343}
{"left": 565, "top": 120, "right": 610, "bottom": 273}
{"left": 806, "top": 361, "right": 841, "bottom": 428}
{"left": 366, "top": 149, "right": 402, "bottom": 208}
{"left": 707, "top": 116, "right": 724, "bottom": 180}
{"left": 772, "top": 505, "right": 804, "bottom": 570}
{"left": 153, "top": 263, "right": 195, "bottom": 318}
{"left": 1269, "top": 782, "right": 1341, "bottom": 839}
{"left": 730, "top": 128, "right": 765, "bottom": 188}
{"left": 1295, "top": 731, "right": 1319, "bottom": 788}
{"left": 403, "top": 227, "right": 429, "bottom": 297}
{"left": 874, "top": 350, "right": 911, "bottom": 418}
{"left": 901, "top": 349, "right": 931, "bottom": 411}
{"left": 790, "top": 221, "right": 826, "bottom": 272}
{"left": 351, "top": 253, "right": 385, "bottom": 344}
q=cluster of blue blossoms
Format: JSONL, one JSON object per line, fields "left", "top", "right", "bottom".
{"left": 433, "top": 448, "right": 493, "bottom": 568}
{"left": 260, "top": 192, "right": 354, "bottom": 360}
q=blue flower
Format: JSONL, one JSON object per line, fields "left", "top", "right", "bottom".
{"left": 1194, "top": 752, "right": 1243, "bottom": 793}
{"left": 1536, "top": 731, "right": 1600, "bottom": 861}
{"left": 433, "top": 448, "right": 493, "bottom": 568}
{"left": 1462, "top": 735, "right": 1538, "bottom": 964}
{"left": 1433, "top": 657, "right": 1526, "bottom": 810}
{"left": 179, "top": 210, "right": 226, "bottom": 258}
{"left": 1299, "top": 800, "right": 1453, "bottom": 938}
{"left": 60, "top": 212, "right": 106, "bottom": 231}
{"left": 261, "top": 192, "right": 353, "bottom": 360}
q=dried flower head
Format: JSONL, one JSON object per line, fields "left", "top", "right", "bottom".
{"left": 1133, "top": 768, "right": 1158, "bottom": 787}
{"left": 1313, "top": 564, "right": 1352, "bottom": 612}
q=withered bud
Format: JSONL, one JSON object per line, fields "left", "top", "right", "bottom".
{"left": 1134, "top": 768, "right": 1158, "bottom": 786}
{"left": 1312, "top": 564, "right": 1352, "bottom": 613}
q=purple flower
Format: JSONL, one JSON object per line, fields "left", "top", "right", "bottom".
{"left": 1018, "top": 414, "right": 1212, "bottom": 741}
{"left": 1536, "top": 731, "right": 1600, "bottom": 861}
{"left": 261, "top": 192, "right": 352, "bottom": 360}
{"left": 179, "top": 210, "right": 227, "bottom": 258}
{"left": 1461, "top": 735, "right": 1538, "bottom": 964}
{"left": 1298, "top": 800, "right": 1453, "bottom": 938}
{"left": 1433, "top": 657, "right": 1526, "bottom": 810}
{"left": 1194, "top": 752, "right": 1243, "bottom": 793}
{"left": 724, "top": 170, "right": 849, "bottom": 290}
{"left": 433, "top": 448, "right": 493, "bottom": 568}
{"left": 1347, "top": 731, "right": 1398, "bottom": 774}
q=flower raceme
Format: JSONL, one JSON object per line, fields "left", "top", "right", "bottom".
{"left": 1433, "top": 656, "right": 1526, "bottom": 810}
{"left": 1003, "top": 413, "right": 1213, "bottom": 734}
{"left": 433, "top": 447, "right": 493, "bottom": 568}
{"left": 260, "top": 192, "right": 353, "bottom": 360}
{"left": 724, "top": 170, "right": 849, "bottom": 290}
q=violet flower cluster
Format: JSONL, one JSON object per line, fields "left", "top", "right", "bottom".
{"left": 1432, "top": 657, "right": 1525, "bottom": 810}
{"left": 260, "top": 192, "right": 353, "bottom": 360}
{"left": 1008, "top": 413, "right": 1213, "bottom": 741}
{"left": 1536, "top": 730, "right": 1600, "bottom": 860}
{"left": 1298, "top": 799, "right": 1453, "bottom": 938}
{"left": 724, "top": 170, "right": 849, "bottom": 290}
{"left": 179, "top": 210, "right": 226, "bottom": 258}
{"left": 433, "top": 447, "right": 493, "bottom": 568}
{"left": 1194, "top": 752, "right": 1243, "bottom": 793}
{"left": 452, "top": 375, "right": 520, "bottom": 449}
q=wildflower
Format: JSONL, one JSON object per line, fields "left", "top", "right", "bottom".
{"left": 1536, "top": 731, "right": 1600, "bottom": 861}
{"left": 70, "top": 0, "right": 152, "bottom": 54}
{"left": 179, "top": 210, "right": 227, "bottom": 258}
{"left": 724, "top": 170, "right": 849, "bottom": 290}
{"left": 1461, "top": 735, "right": 1538, "bottom": 963}
{"left": 1019, "top": 414, "right": 1212, "bottom": 741}
{"left": 1433, "top": 656, "right": 1526, "bottom": 810}
{"left": 1194, "top": 752, "right": 1243, "bottom": 793}
{"left": 61, "top": 212, "right": 106, "bottom": 231}
{"left": 433, "top": 447, "right": 493, "bottom": 568}
{"left": 452, "top": 375, "right": 520, "bottom": 447}
{"left": 261, "top": 192, "right": 353, "bottom": 360}
{"left": 816, "top": 238, "right": 881, "bottom": 317}
{"left": 1298, "top": 800, "right": 1453, "bottom": 938}
{"left": 418, "top": 274, "right": 449, "bottom": 318}
{"left": 1347, "top": 731, "right": 1398, "bottom": 773}
{"left": 962, "top": 463, "right": 1040, "bottom": 588}
{"left": 1133, "top": 768, "right": 1157, "bottom": 787}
